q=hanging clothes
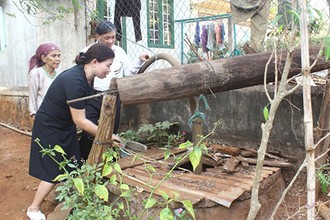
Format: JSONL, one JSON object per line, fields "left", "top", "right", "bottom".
{"left": 215, "top": 21, "right": 225, "bottom": 45}
{"left": 206, "top": 22, "right": 215, "bottom": 51}
{"left": 220, "top": 22, "right": 225, "bottom": 43}
{"left": 194, "top": 21, "right": 201, "bottom": 46}
{"left": 201, "top": 24, "right": 208, "bottom": 52}
{"left": 114, "top": 0, "right": 142, "bottom": 42}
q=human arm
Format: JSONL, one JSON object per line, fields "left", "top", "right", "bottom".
{"left": 28, "top": 70, "right": 40, "bottom": 116}
{"left": 70, "top": 107, "right": 123, "bottom": 146}
{"left": 115, "top": 46, "right": 149, "bottom": 77}
{"left": 70, "top": 107, "right": 98, "bottom": 137}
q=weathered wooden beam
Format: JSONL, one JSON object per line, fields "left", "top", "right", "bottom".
{"left": 87, "top": 93, "right": 117, "bottom": 165}
{"left": 117, "top": 46, "right": 330, "bottom": 105}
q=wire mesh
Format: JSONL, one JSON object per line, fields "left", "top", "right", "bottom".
{"left": 93, "top": 0, "right": 329, "bottom": 73}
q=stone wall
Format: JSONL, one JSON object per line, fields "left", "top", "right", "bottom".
{"left": 0, "top": 84, "right": 325, "bottom": 161}
{"left": 120, "top": 85, "right": 324, "bottom": 161}
{"left": 0, "top": 89, "right": 33, "bottom": 131}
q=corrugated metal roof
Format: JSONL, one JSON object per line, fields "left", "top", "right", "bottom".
{"left": 112, "top": 148, "right": 280, "bottom": 208}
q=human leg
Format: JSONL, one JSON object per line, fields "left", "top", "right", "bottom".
{"left": 27, "top": 180, "right": 55, "bottom": 219}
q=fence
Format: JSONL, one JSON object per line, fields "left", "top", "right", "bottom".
{"left": 95, "top": 0, "right": 329, "bottom": 72}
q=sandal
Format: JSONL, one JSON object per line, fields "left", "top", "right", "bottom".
{"left": 27, "top": 208, "right": 46, "bottom": 220}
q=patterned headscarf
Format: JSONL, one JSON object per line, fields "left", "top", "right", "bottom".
{"left": 28, "top": 43, "right": 60, "bottom": 73}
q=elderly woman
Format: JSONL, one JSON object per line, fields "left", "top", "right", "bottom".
{"left": 28, "top": 43, "right": 61, "bottom": 117}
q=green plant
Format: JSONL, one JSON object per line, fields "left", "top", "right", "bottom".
{"left": 35, "top": 138, "right": 131, "bottom": 220}
{"left": 317, "top": 164, "right": 330, "bottom": 194}
{"left": 35, "top": 130, "right": 197, "bottom": 219}
{"left": 119, "top": 129, "right": 142, "bottom": 143}
{"left": 120, "top": 121, "right": 185, "bottom": 147}
{"left": 138, "top": 121, "right": 178, "bottom": 145}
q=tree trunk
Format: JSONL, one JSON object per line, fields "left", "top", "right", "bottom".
{"left": 117, "top": 46, "right": 329, "bottom": 105}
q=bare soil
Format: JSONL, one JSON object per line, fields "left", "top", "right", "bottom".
{"left": 0, "top": 126, "right": 57, "bottom": 220}
{"left": 0, "top": 125, "right": 328, "bottom": 220}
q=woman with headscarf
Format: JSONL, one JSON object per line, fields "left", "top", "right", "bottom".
{"left": 26, "top": 43, "right": 117, "bottom": 220}
{"left": 28, "top": 43, "right": 61, "bottom": 117}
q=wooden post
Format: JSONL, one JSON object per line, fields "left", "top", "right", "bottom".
{"left": 87, "top": 79, "right": 118, "bottom": 165}
{"left": 192, "top": 117, "right": 203, "bottom": 174}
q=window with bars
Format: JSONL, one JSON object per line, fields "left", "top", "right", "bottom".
{"left": 148, "top": 0, "right": 174, "bottom": 48}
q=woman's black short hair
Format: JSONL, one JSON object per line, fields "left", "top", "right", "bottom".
{"left": 75, "top": 43, "right": 115, "bottom": 64}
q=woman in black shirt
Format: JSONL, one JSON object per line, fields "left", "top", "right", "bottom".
{"left": 27, "top": 43, "right": 115, "bottom": 220}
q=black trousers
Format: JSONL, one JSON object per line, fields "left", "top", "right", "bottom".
{"left": 79, "top": 92, "right": 121, "bottom": 160}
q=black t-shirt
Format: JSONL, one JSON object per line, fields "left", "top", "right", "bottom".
{"left": 38, "top": 64, "right": 93, "bottom": 128}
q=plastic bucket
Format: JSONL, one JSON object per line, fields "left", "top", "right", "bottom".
{"left": 120, "top": 141, "right": 148, "bottom": 158}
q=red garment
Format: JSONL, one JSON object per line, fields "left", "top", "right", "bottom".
{"left": 215, "top": 22, "right": 223, "bottom": 45}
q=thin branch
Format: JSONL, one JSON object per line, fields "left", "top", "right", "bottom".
{"left": 269, "top": 159, "right": 306, "bottom": 219}
{"left": 264, "top": 50, "right": 275, "bottom": 102}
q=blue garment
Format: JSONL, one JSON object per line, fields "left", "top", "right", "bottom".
{"left": 221, "top": 22, "right": 225, "bottom": 41}
{"left": 194, "top": 21, "right": 200, "bottom": 46}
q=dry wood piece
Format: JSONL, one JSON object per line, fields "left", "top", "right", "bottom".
{"left": 223, "top": 157, "right": 240, "bottom": 173}
{"left": 237, "top": 156, "right": 292, "bottom": 168}
{"left": 209, "top": 143, "right": 241, "bottom": 156}
{"left": 240, "top": 150, "right": 257, "bottom": 157}
{"left": 317, "top": 202, "right": 330, "bottom": 220}
{"left": 241, "top": 161, "right": 250, "bottom": 168}
{"left": 242, "top": 147, "right": 288, "bottom": 161}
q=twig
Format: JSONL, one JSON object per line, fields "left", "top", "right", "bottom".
{"left": 184, "top": 33, "right": 203, "bottom": 61}
{"left": 0, "top": 122, "right": 32, "bottom": 137}
{"left": 315, "top": 131, "right": 330, "bottom": 161}
{"left": 67, "top": 90, "right": 113, "bottom": 104}
{"left": 269, "top": 159, "right": 306, "bottom": 220}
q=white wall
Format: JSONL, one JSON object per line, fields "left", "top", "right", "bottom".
{"left": 0, "top": 0, "right": 89, "bottom": 89}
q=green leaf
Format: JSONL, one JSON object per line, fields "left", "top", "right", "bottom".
{"left": 263, "top": 106, "right": 269, "bottom": 122}
{"left": 120, "top": 183, "right": 129, "bottom": 191}
{"left": 164, "top": 150, "right": 170, "bottom": 160}
{"left": 160, "top": 121, "right": 175, "bottom": 129}
{"left": 52, "top": 173, "right": 68, "bottom": 182}
{"left": 160, "top": 207, "right": 173, "bottom": 220}
{"left": 102, "top": 164, "right": 113, "bottom": 177}
{"left": 286, "top": 9, "right": 300, "bottom": 24}
{"left": 159, "top": 190, "right": 169, "bottom": 200}
{"left": 189, "top": 147, "right": 202, "bottom": 171}
{"left": 145, "top": 198, "right": 157, "bottom": 209}
{"left": 138, "top": 124, "right": 155, "bottom": 133}
{"left": 271, "top": 14, "right": 283, "bottom": 27}
{"left": 73, "top": 178, "right": 84, "bottom": 195}
{"left": 146, "top": 164, "right": 156, "bottom": 173}
{"left": 53, "top": 145, "right": 66, "bottom": 155}
{"left": 94, "top": 184, "right": 109, "bottom": 202}
{"left": 179, "top": 140, "right": 193, "bottom": 149}
{"left": 182, "top": 200, "right": 196, "bottom": 220}
{"left": 120, "top": 190, "right": 131, "bottom": 198}
{"left": 118, "top": 202, "right": 124, "bottom": 210}
{"left": 325, "top": 36, "right": 330, "bottom": 62}
{"left": 171, "top": 191, "right": 180, "bottom": 200}
{"left": 113, "top": 163, "right": 122, "bottom": 174}
{"left": 109, "top": 174, "right": 117, "bottom": 185}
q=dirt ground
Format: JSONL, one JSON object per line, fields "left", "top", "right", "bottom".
{"left": 0, "top": 125, "right": 328, "bottom": 220}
